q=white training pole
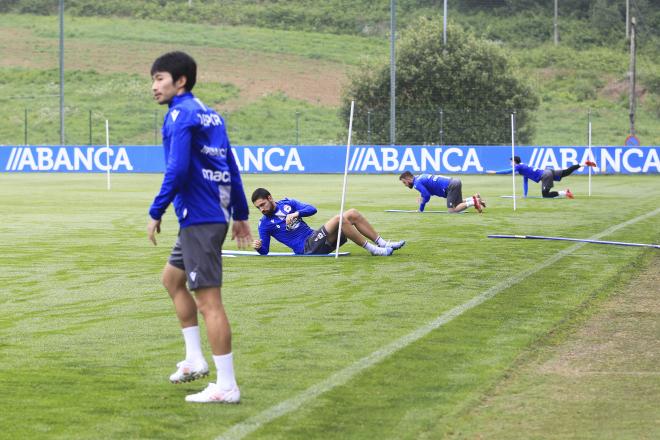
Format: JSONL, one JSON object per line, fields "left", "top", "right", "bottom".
{"left": 511, "top": 113, "right": 516, "bottom": 211}
{"left": 588, "top": 111, "right": 592, "bottom": 197}
{"left": 105, "top": 119, "right": 111, "bottom": 190}
{"left": 336, "top": 100, "right": 355, "bottom": 259}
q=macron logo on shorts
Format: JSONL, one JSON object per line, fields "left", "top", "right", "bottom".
{"left": 189, "top": 271, "right": 197, "bottom": 282}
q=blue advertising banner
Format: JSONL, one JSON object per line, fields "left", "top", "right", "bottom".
{"left": 1, "top": 145, "right": 658, "bottom": 174}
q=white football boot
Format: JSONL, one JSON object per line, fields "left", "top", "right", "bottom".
{"left": 185, "top": 382, "right": 241, "bottom": 404}
{"left": 384, "top": 239, "right": 406, "bottom": 250}
{"left": 169, "top": 359, "right": 209, "bottom": 384}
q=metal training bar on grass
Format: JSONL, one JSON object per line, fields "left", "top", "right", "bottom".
{"left": 222, "top": 250, "right": 351, "bottom": 257}
{"left": 385, "top": 210, "right": 466, "bottom": 214}
{"left": 488, "top": 234, "right": 660, "bottom": 249}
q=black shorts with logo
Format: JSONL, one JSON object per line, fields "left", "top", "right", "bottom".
{"left": 168, "top": 223, "right": 228, "bottom": 290}
{"left": 446, "top": 178, "right": 463, "bottom": 208}
{"left": 303, "top": 226, "right": 348, "bottom": 255}
{"left": 541, "top": 169, "right": 562, "bottom": 193}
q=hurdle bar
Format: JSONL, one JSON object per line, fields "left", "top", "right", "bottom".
{"left": 488, "top": 234, "right": 660, "bottom": 249}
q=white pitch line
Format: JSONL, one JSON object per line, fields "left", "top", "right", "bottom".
{"left": 216, "top": 207, "right": 660, "bottom": 440}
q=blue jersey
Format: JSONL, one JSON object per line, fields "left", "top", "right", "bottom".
{"left": 494, "top": 163, "right": 544, "bottom": 197}
{"left": 256, "top": 198, "right": 318, "bottom": 255}
{"left": 149, "top": 92, "right": 248, "bottom": 227}
{"left": 413, "top": 174, "right": 452, "bottom": 212}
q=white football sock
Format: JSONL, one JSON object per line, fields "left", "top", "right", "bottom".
{"left": 213, "top": 352, "right": 237, "bottom": 390}
{"left": 558, "top": 190, "right": 567, "bottom": 197}
{"left": 464, "top": 197, "right": 475, "bottom": 208}
{"left": 182, "top": 326, "right": 204, "bottom": 362}
{"left": 364, "top": 241, "right": 390, "bottom": 255}
{"left": 375, "top": 235, "right": 387, "bottom": 247}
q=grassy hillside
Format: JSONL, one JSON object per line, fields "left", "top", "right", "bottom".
{"left": 4, "top": 0, "right": 659, "bottom": 46}
{"left": 0, "top": 10, "right": 659, "bottom": 146}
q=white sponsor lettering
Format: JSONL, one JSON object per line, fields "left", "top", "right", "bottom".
{"left": 349, "top": 147, "right": 483, "bottom": 173}
{"left": 420, "top": 148, "right": 441, "bottom": 170}
{"left": 382, "top": 147, "right": 398, "bottom": 171}
{"left": 601, "top": 148, "right": 620, "bottom": 172}
{"left": 642, "top": 148, "right": 660, "bottom": 172}
{"left": 5, "top": 147, "right": 133, "bottom": 171}
{"left": 623, "top": 148, "right": 643, "bottom": 173}
{"left": 202, "top": 168, "right": 231, "bottom": 183}
{"left": 442, "top": 147, "right": 463, "bottom": 172}
{"left": 463, "top": 148, "right": 482, "bottom": 171}
{"left": 561, "top": 148, "right": 579, "bottom": 167}
{"left": 200, "top": 145, "right": 228, "bottom": 157}
{"left": 527, "top": 147, "right": 660, "bottom": 174}
{"left": 398, "top": 148, "right": 418, "bottom": 170}
{"left": 537, "top": 148, "right": 560, "bottom": 170}
{"left": 3, "top": 146, "right": 657, "bottom": 174}
{"left": 197, "top": 113, "right": 222, "bottom": 127}
{"left": 234, "top": 147, "right": 304, "bottom": 172}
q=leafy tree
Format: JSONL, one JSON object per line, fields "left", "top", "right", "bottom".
{"left": 340, "top": 17, "right": 539, "bottom": 145}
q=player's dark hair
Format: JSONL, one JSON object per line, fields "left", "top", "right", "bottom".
{"left": 251, "top": 188, "right": 271, "bottom": 203}
{"left": 399, "top": 171, "right": 414, "bottom": 180}
{"left": 150, "top": 51, "right": 197, "bottom": 92}
{"left": 511, "top": 156, "right": 521, "bottom": 164}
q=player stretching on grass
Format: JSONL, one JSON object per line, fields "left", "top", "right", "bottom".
{"left": 147, "top": 51, "right": 252, "bottom": 404}
{"left": 487, "top": 156, "right": 597, "bottom": 198}
{"left": 398, "top": 171, "right": 486, "bottom": 213}
{"left": 251, "top": 188, "right": 405, "bottom": 256}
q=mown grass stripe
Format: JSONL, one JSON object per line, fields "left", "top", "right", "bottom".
{"left": 216, "top": 206, "right": 660, "bottom": 440}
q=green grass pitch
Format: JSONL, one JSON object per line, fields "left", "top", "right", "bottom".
{"left": 0, "top": 173, "right": 658, "bottom": 439}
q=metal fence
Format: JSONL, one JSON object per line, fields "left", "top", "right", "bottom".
{"left": 1, "top": 105, "right": 657, "bottom": 147}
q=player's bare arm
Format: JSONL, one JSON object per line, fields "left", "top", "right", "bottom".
{"left": 147, "top": 218, "right": 161, "bottom": 246}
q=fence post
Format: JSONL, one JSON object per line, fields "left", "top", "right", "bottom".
{"left": 24, "top": 108, "right": 28, "bottom": 146}
{"left": 367, "top": 110, "right": 372, "bottom": 145}
{"left": 439, "top": 107, "right": 444, "bottom": 146}
{"left": 295, "top": 111, "right": 300, "bottom": 145}
{"left": 89, "top": 110, "right": 92, "bottom": 145}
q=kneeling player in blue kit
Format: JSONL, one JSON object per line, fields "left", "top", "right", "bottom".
{"left": 399, "top": 171, "right": 486, "bottom": 213}
{"left": 487, "top": 156, "right": 597, "bottom": 198}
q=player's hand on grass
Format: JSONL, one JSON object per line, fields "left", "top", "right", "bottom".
{"left": 252, "top": 239, "right": 262, "bottom": 250}
{"left": 147, "top": 218, "right": 161, "bottom": 246}
{"left": 231, "top": 220, "right": 252, "bottom": 249}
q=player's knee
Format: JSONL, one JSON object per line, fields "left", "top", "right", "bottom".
{"left": 162, "top": 272, "right": 182, "bottom": 294}
{"left": 343, "top": 208, "right": 360, "bottom": 222}
{"left": 196, "top": 298, "right": 223, "bottom": 321}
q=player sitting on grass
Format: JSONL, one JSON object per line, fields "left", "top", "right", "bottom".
{"left": 251, "top": 188, "right": 405, "bottom": 256}
{"left": 487, "top": 155, "right": 597, "bottom": 198}
{"left": 398, "top": 171, "right": 486, "bottom": 213}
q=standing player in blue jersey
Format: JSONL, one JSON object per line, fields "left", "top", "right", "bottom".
{"left": 487, "top": 156, "right": 597, "bottom": 198}
{"left": 147, "top": 51, "right": 252, "bottom": 404}
{"left": 398, "top": 171, "right": 486, "bottom": 213}
{"left": 250, "top": 188, "right": 405, "bottom": 256}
